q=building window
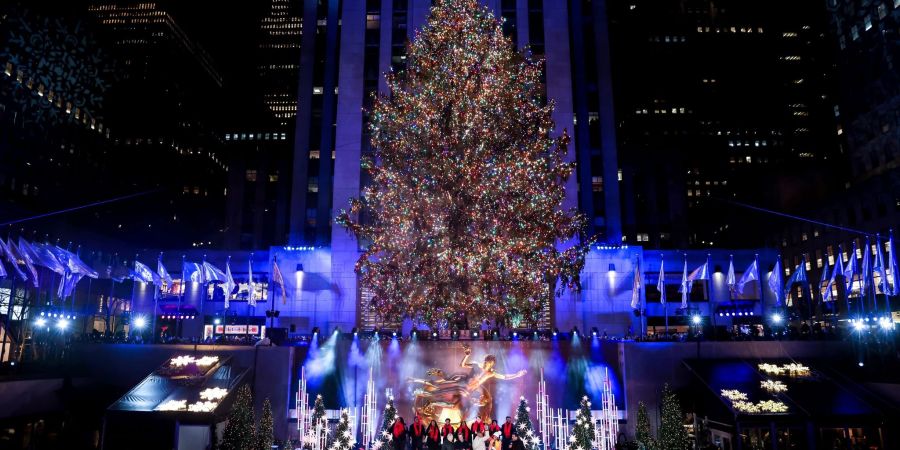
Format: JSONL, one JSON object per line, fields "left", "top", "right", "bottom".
{"left": 246, "top": 170, "right": 257, "bottom": 182}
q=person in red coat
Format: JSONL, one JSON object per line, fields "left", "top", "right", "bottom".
{"left": 392, "top": 417, "right": 408, "bottom": 450}
{"left": 441, "top": 418, "right": 455, "bottom": 440}
{"left": 500, "top": 417, "right": 514, "bottom": 450}
{"left": 471, "top": 418, "right": 486, "bottom": 435}
{"left": 456, "top": 421, "right": 472, "bottom": 450}
{"left": 409, "top": 416, "right": 426, "bottom": 450}
{"left": 488, "top": 420, "right": 501, "bottom": 436}
{"left": 426, "top": 420, "right": 442, "bottom": 450}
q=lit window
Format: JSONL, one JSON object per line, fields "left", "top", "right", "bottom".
{"left": 617, "top": 169, "right": 623, "bottom": 181}
{"left": 864, "top": 15, "right": 872, "bottom": 31}
{"left": 246, "top": 170, "right": 257, "bottom": 182}
{"left": 851, "top": 26, "right": 859, "bottom": 40}
{"left": 878, "top": 4, "right": 887, "bottom": 19}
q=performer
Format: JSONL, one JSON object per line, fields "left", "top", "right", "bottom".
{"left": 441, "top": 418, "right": 455, "bottom": 439}
{"left": 490, "top": 432, "right": 502, "bottom": 450}
{"left": 471, "top": 417, "right": 485, "bottom": 435}
{"left": 392, "top": 417, "right": 408, "bottom": 450}
{"left": 441, "top": 433, "right": 457, "bottom": 450}
{"left": 409, "top": 415, "right": 426, "bottom": 450}
{"left": 508, "top": 434, "right": 525, "bottom": 450}
{"left": 472, "top": 431, "right": 490, "bottom": 450}
{"left": 488, "top": 420, "right": 501, "bottom": 436}
{"left": 426, "top": 420, "right": 442, "bottom": 450}
{"left": 500, "top": 417, "right": 514, "bottom": 450}
{"left": 456, "top": 420, "right": 472, "bottom": 450}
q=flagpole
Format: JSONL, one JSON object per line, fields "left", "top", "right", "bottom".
{"left": 179, "top": 255, "right": 185, "bottom": 339}
{"left": 201, "top": 254, "right": 207, "bottom": 336}
{"left": 152, "top": 252, "right": 161, "bottom": 343}
{"left": 246, "top": 252, "right": 252, "bottom": 344}
{"left": 130, "top": 254, "right": 138, "bottom": 339}
{"left": 705, "top": 253, "right": 714, "bottom": 332}
{"left": 269, "top": 256, "right": 277, "bottom": 330}
{"left": 887, "top": 230, "right": 895, "bottom": 318}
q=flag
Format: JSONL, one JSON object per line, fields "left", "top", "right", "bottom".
{"left": 134, "top": 261, "right": 159, "bottom": 284}
{"left": 873, "top": 236, "right": 890, "bottom": 296}
{"left": 183, "top": 261, "right": 203, "bottom": 283}
{"left": 844, "top": 242, "right": 858, "bottom": 294}
{"left": 272, "top": 259, "right": 286, "bottom": 304}
{"left": 201, "top": 261, "right": 227, "bottom": 285}
{"left": 679, "top": 257, "right": 690, "bottom": 308}
{"left": 630, "top": 260, "right": 642, "bottom": 309}
{"left": 687, "top": 258, "right": 710, "bottom": 282}
{"left": 889, "top": 233, "right": 899, "bottom": 296}
{"left": 736, "top": 258, "right": 759, "bottom": 295}
{"left": 0, "top": 254, "right": 6, "bottom": 278}
{"left": 248, "top": 256, "right": 256, "bottom": 307}
{"left": 819, "top": 256, "right": 830, "bottom": 301}
{"left": 223, "top": 257, "right": 236, "bottom": 309}
{"left": 657, "top": 257, "right": 666, "bottom": 304}
{"left": 860, "top": 239, "right": 871, "bottom": 297}
{"left": 784, "top": 257, "right": 808, "bottom": 305}
{"left": 824, "top": 247, "right": 845, "bottom": 302}
{"left": 769, "top": 259, "right": 783, "bottom": 306}
{"left": 726, "top": 256, "right": 736, "bottom": 294}
{"left": 57, "top": 273, "right": 84, "bottom": 298}
{"left": 22, "top": 240, "right": 66, "bottom": 275}
{"left": 0, "top": 239, "right": 26, "bottom": 281}
{"left": 10, "top": 240, "right": 39, "bottom": 288}
{"left": 158, "top": 254, "right": 173, "bottom": 288}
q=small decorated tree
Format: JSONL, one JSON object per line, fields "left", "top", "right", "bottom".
{"left": 657, "top": 385, "right": 689, "bottom": 450}
{"left": 372, "top": 396, "right": 398, "bottom": 450}
{"left": 303, "top": 394, "right": 328, "bottom": 450}
{"left": 222, "top": 385, "right": 256, "bottom": 450}
{"left": 514, "top": 396, "right": 539, "bottom": 450}
{"left": 256, "top": 397, "right": 274, "bottom": 450}
{"left": 328, "top": 409, "right": 354, "bottom": 450}
{"left": 634, "top": 401, "right": 655, "bottom": 450}
{"left": 567, "top": 396, "right": 596, "bottom": 450}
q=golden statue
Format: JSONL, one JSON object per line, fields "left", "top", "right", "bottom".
{"left": 408, "top": 344, "right": 526, "bottom": 425}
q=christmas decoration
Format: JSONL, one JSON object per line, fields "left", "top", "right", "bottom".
{"left": 221, "top": 385, "right": 256, "bottom": 450}
{"left": 303, "top": 394, "right": 328, "bottom": 450}
{"left": 256, "top": 398, "right": 275, "bottom": 450}
{"left": 336, "top": 0, "right": 591, "bottom": 326}
{"left": 567, "top": 396, "right": 596, "bottom": 450}
{"left": 514, "top": 397, "right": 538, "bottom": 450}
{"left": 634, "top": 402, "right": 654, "bottom": 450}
{"left": 372, "top": 396, "right": 398, "bottom": 450}
{"left": 656, "top": 385, "right": 689, "bottom": 450}
{"left": 328, "top": 409, "right": 354, "bottom": 450}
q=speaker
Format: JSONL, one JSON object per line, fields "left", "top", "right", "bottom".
{"left": 266, "top": 327, "right": 288, "bottom": 345}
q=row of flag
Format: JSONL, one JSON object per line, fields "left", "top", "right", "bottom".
{"left": 630, "top": 233, "right": 900, "bottom": 313}
{"left": 0, "top": 241, "right": 290, "bottom": 308}
{"left": 0, "top": 237, "right": 98, "bottom": 298}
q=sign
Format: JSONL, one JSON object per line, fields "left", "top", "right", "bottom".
{"left": 214, "top": 324, "right": 260, "bottom": 335}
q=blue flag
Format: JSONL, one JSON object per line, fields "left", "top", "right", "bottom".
{"left": 769, "top": 259, "right": 783, "bottom": 305}
{"left": 824, "top": 247, "right": 845, "bottom": 302}
{"left": 784, "top": 257, "right": 808, "bottom": 305}
{"left": 844, "top": 242, "right": 858, "bottom": 294}
{"left": 183, "top": 261, "right": 203, "bottom": 283}
{"left": 134, "top": 261, "right": 160, "bottom": 284}
{"left": 158, "top": 254, "right": 173, "bottom": 287}
{"left": 736, "top": 258, "right": 759, "bottom": 295}
{"left": 873, "top": 237, "right": 890, "bottom": 296}
{"left": 889, "top": 233, "right": 899, "bottom": 296}
{"left": 11, "top": 239, "right": 40, "bottom": 287}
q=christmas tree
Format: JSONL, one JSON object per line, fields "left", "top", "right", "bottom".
{"left": 221, "top": 385, "right": 255, "bottom": 450}
{"left": 256, "top": 397, "right": 274, "bottom": 450}
{"left": 336, "top": 0, "right": 590, "bottom": 326}
{"left": 656, "top": 385, "right": 689, "bottom": 450}
{"left": 514, "top": 396, "right": 539, "bottom": 450}
{"left": 634, "top": 401, "right": 655, "bottom": 450}
{"left": 303, "top": 394, "right": 328, "bottom": 450}
{"left": 567, "top": 396, "right": 596, "bottom": 450}
{"left": 328, "top": 409, "right": 354, "bottom": 450}
{"left": 372, "top": 396, "right": 398, "bottom": 450}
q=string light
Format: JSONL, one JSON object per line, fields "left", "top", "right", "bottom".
{"left": 336, "top": 0, "right": 592, "bottom": 325}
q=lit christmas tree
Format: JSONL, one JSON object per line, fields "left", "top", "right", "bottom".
{"left": 656, "top": 385, "right": 689, "bottom": 450}
{"left": 303, "top": 394, "right": 328, "bottom": 450}
{"left": 221, "top": 385, "right": 255, "bottom": 450}
{"left": 336, "top": 0, "right": 591, "bottom": 326}
{"left": 372, "top": 396, "right": 398, "bottom": 450}
{"left": 567, "top": 396, "right": 596, "bottom": 450}
{"left": 634, "top": 401, "right": 655, "bottom": 450}
{"left": 256, "top": 397, "right": 274, "bottom": 450}
{"left": 328, "top": 409, "right": 355, "bottom": 450}
{"left": 514, "top": 396, "right": 539, "bottom": 450}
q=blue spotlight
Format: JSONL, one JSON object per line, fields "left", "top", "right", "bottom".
{"left": 691, "top": 315, "right": 702, "bottom": 325}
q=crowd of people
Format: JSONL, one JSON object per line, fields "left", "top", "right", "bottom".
{"left": 388, "top": 416, "right": 527, "bottom": 450}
